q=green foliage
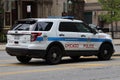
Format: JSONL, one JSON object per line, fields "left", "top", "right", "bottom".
{"left": 98, "top": 0, "right": 120, "bottom": 23}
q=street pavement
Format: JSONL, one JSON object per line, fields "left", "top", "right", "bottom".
{"left": 0, "top": 39, "right": 120, "bottom": 56}
{"left": 0, "top": 43, "right": 5, "bottom": 51}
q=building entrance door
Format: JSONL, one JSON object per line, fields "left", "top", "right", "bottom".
{"left": 22, "top": 1, "right": 37, "bottom": 18}
{"left": 84, "top": 12, "right": 92, "bottom": 24}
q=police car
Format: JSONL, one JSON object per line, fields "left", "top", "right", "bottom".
{"left": 6, "top": 17, "right": 115, "bottom": 64}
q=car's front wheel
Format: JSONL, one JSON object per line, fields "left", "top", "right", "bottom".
{"left": 16, "top": 56, "right": 31, "bottom": 63}
{"left": 97, "top": 44, "right": 113, "bottom": 60}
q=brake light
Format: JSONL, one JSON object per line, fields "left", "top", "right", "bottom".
{"left": 31, "top": 33, "right": 42, "bottom": 42}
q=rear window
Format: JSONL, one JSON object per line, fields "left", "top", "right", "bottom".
{"left": 13, "top": 24, "right": 31, "bottom": 31}
{"left": 34, "top": 22, "right": 53, "bottom": 31}
{"left": 12, "top": 20, "right": 37, "bottom": 31}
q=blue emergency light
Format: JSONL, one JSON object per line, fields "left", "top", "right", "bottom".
{"left": 48, "top": 16, "right": 74, "bottom": 20}
{"left": 62, "top": 16, "right": 74, "bottom": 19}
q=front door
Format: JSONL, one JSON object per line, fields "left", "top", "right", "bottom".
{"left": 84, "top": 12, "right": 92, "bottom": 24}
{"left": 76, "top": 23, "right": 98, "bottom": 50}
{"left": 58, "top": 22, "right": 81, "bottom": 51}
{"left": 58, "top": 22, "right": 98, "bottom": 51}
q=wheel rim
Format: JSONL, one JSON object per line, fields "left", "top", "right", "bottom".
{"left": 104, "top": 49, "right": 108, "bottom": 55}
{"left": 50, "top": 49, "right": 61, "bottom": 64}
{"left": 50, "top": 50, "right": 59, "bottom": 62}
{"left": 52, "top": 53, "right": 57, "bottom": 59}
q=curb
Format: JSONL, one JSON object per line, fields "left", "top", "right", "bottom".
{"left": 114, "top": 44, "right": 120, "bottom": 46}
{"left": 0, "top": 49, "right": 5, "bottom": 51}
{"left": 113, "top": 53, "right": 120, "bottom": 56}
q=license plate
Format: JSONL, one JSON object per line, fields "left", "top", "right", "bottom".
{"left": 14, "top": 36, "right": 20, "bottom": 40}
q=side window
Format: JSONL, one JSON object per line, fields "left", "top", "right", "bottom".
{"left": 75, "top": 23, "right": 91, "bottom": 33}
{"left": 59, "top": 22, "right": 78, "bottom": 32}
{"left": 35, "top": 22, "right": 53, "bottom": 31}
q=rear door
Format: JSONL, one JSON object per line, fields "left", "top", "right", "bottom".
{"left": 58, "top": 22, "right": 80, "bottom": 50}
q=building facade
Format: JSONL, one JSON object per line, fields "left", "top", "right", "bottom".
{"left": 84, "top": 0, "right": 120, "bottom": 38}
{"left": 2, "top": 0, "right": 85, "bottom": 32}
{"left": 1, "top": 0, "right": 120, "bottom": 39}
{"left": 0, "top": 0, "right": 113, "bottom": 30}
{"left": 1, "top": 0, "right": 109, "bottom": 31}
{"left": 84, "top": 0, "right": 102, "bottom": 25}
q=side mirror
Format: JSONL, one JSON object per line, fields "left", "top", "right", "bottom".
{"left": 98, "top": 30, "right": 103, "bottom": 33}
{"left": 91, "top": 28, "right": 97, "bottom": 34}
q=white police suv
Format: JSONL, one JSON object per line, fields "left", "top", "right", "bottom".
{"left": 6, "top": 17, "right": 115, "bottom": 64}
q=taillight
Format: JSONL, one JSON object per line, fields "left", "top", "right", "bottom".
{"left": 31, "top": 33, "right": 42, "bottom": 42}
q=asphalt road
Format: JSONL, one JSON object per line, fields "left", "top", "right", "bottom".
{"left": 0, "top": 51, "right": 120, "bottom": 80}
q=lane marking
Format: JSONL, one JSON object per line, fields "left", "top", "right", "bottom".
{"left": 0, "top": 59, "right": 16, "bottom": 62}
{"left": 60, "top": 63, "right": 105, "bottom": 67}
{"left": 0, "top": 63, "right": 106, "bottom": 76}
{"left": 0, "top": 56, "right": 120, "bottom": 76}
{"left": 0, "top": 64, "right": 27, "bottom": 67}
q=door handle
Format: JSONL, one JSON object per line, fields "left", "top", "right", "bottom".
{"left": 81, "top": 35, "right": 86, "bottom": 37}
{"left": 59, "top": 34, "right": 64, "bottom": 36}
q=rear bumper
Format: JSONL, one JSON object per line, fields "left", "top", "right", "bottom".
{"left": 6, "top": 47, "right": 46, "bottom": 58}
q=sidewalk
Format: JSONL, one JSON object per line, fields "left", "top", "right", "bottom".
{"left": 113, "top": 39, "right": 120, "bottom": 56}
{"left": 113, "top": 39, "right": 120, "bottom": 45}
{"left": 0, "top": 39, "right": 120, "bottom": 56}
{"left": 0, "top": 43, "right": 6, "bottom": 51}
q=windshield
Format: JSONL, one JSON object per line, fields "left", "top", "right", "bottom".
{"left": 89, "top": 24, "right": 103, "bottom": 33}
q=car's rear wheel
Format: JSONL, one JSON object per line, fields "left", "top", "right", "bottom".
{"left": 97, "top": 44, "right": 113, "bottom": 60}
{"left": 46, "top": 46, "right": 62, "bottom": 65}
{"left": 16, "top": 56, "right": 31, "bottom": 63}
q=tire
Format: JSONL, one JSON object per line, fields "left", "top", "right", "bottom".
{"left": 46, "top": 46, "right": 62, "bottom": 65}
{"left": 70, "top": 56, "right": 80, "bottom": 60}
{"left": 16, "top": 56, "right": 31, "bottom": 63}
{"left": 98, "top": 44, "right": 113, "bottom": 60}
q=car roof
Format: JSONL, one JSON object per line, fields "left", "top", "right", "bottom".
{"left": 20, "top": 18, "right": 83, "bottom": 23}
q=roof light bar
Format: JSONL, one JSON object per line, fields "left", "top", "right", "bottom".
{"left": 48, "top": 16, "right": 74, "bottom": 19}
{"left": 62, "top": 16, "right": 74, "bottom": 19}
